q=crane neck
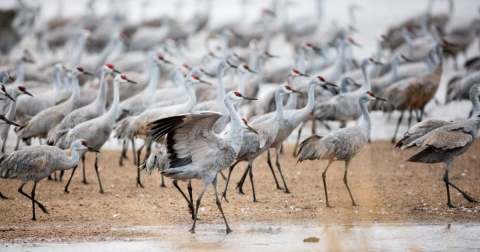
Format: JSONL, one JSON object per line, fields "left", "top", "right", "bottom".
{"left": 96, "top": 38, "right": 117, "bottom": 69}
{"left": 274, "top": 89, "right": 285, "bottom": 121}
{"left": 403, "top": 30, "right": 414, "bottom": 58}
{"left": 361, "top": 63, "right": 371, "bottom": 91}
{"left": 360, "top": 98, "right": 372, "bottom": 135}
{"left": 68, "top": 72, "right": 81, "bottom": 104}
{"left": 105, "top": 78, "right": 121, "bottom": 122}
{"left": 145, "top": 62, "right": 161, "bottom": 104}
{"left": 297, "top": 47, "right": 306, "bottom": 73}
{"left": 299, "top": 80, "right": 317, "bottom": 117}
{"left": 285, "top": 75, "right": 297, "bottom": 109}
{"left": 14, "top": 60, "right": 24, "bottom": 85}
{"left": 65, "top": 148, "right": 85, "bottom": 170}
{"left": 216, "top": 66, "right": 227, "bottom": 102}
{"left": 469, "top": 86, "right": 480, "bottom": 117}
{"left": 391, "top": 56, "right": 400, "bottom": 81}
{"left": 184, "top": 81, "right": 197, "bottom": 110}
{"left": 6, "top": 98, "right": 16, "bottom": 120}
{"left": 94, "top": 70, "right": 109, "bottom": 108}
{"left": 71, "top": 35, "right": 88, "bottom": 67}
{"left": 332, "top": 42, "right": 346, "bottom": 80}
{"left": 224, "top": 98, "right": 243, "bottom": 151}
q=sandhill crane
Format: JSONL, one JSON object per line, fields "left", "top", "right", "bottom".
{"left": 224, "top": 76, "right": 337, "bottom": 197}
{"left": 446, "top": 70, "right": 480, "bottom": 116}
{"left": 192, "top": 60, "right": 237, "bottom": 133}
{"left": 115, "top": 74, "right": 211, "bottom": 187}
{"left": 395, "top": 84, "right": 480, "bottom": 207}
{"left": 55, "top": 74, "right": 136, "bottom": 193}
{"left": 17, "top": 67, "right": 94, "bottom": 145}
{"left": 382, "top": 0, "right": 453, "bottom": 51}
{"left": 115, "top": 55, "right": 171, "bottom": 122}
{"left": 46, "top": 63, "right": 120, "bottom": 183}
{"left": 442, "top": 20, "right": 480, "bottom": 68}
{"left": 0, "top": 85, "right": 32, "bottom": 152}
{"left": 222, "top": 85, "right": 297, "bottom": 202}
{"left": 146, "top": 91, "right": 258, "bottom": 234}
{"left": 315, "top": 58, "right": 383, "bottom": 128}
{"left": 0, "top": 139, "right": 97, "bottom": 220}
{"left": 14, "top": 63, "right": 69, "bottom": 124}
{"left": 47, "top": 63, "right": 120, "bottom": 145}
{"left": 297, "top": 91, "right": 386, "bottom": 207}
{"left": 378, "top": 44, "right": 443, "bottom": 143}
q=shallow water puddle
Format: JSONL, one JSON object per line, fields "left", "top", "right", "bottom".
{"left": 3, "top": 223, "right": 480, "bottom": 251}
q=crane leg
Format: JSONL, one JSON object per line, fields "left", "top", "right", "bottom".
{"left": 59, "top": 170, "right": 64, "bottom": 182}
{"left": 188, "top": 180, "right": 194, "bottom": 217}
{"left": 213, "top": 175, "right": 232, "bottom": 234}
{"left": 266, "top": 149, "right": 282, "bottom": 190}
{"left": 236, "top": 164, "right": 249, "bottom": 195}
{"left": 218, "top": 171, "right": 227, "bottom": 180}
{"left": 343, "top": 160, "right": 357, "bottom": 206}
{"left": 322, "top": 160, "right": 334, "bottom": 208}
{"left": 143, "top": 142, "right": 152, "bottom": 165}
{"left": 119, "top": 140, "right": 128, "bottom": 167}
{"left": 247, "top": 161, "right": 258, "bottom": 203}
{"left": 18, "top": 182, "right": 48, "bottom": 218}
{"left": 443, "top": 161, "right": 477, "bottom": 208}
{"left": 419, "top": 109, "right": 424, "bottom": 121}
{"left": 14, "top": 136, "right": 20, "bottom": 151}
{"left": 275, "top": 147, "right": 290, "bottom": 194}
{"left": 293, "top": 122, "right": 304, "bottom": 157}
{"left": 136, "top": 144, "right": 144, "bottom": 188}
{"left": 64, "top": 166, "right": 78, "bottom": 194}
{"left": 407, "top": 109, "right": 413, "bottom": 130}
{"left": 222, "top": 161, "right": 240, "bottom": 202}
{"left": 94, "top": 152, "right": 104, "bottom": 194}
{"left": 160, "top": 175, "right": 166, "bottom": 188}
{"left": 173, "top": 179, "right": 195, "bottom": 220}
{"left": 468, "top": 107, "right": 473, "bottom": 119}
{"left": 190, "top": 179, "right": 210, "bottom": 234}
{"left": 391, "top": 111, "right": 404, "bottom": 144}
{"left": 0, "top": 192, "right": 8, "bottom": 200}
{"left": 81, "top": 154, "right": 88, "bottom": 185}
{"left": 311, "top": 118, "right": 316, "bottom": 134}
{"left": 54, "top": 171, "right": 58, "bottom": 181}
{"left": 132, "top": 139, "right": 137, "bottom": 166}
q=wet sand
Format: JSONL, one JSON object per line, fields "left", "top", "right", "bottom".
{"left": 0, "top": 141, "right": 479, "bottom": 243}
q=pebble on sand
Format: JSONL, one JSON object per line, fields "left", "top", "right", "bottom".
{"left": 303, "top": 237, "right": 320, "bottom": 243}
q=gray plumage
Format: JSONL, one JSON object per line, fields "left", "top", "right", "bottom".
{"left": 17, "top": 68, "right": 92, "bottom": 141}
{"left": 395, "top": 84, "right": 480, "bottom": 207}
{"left": 0, "top": 139, "right": 92, "bottom": 220}
{"left": 147, "top": 91, "right": 256, "bottom": 234}
{"left": 298, "top": 92, "right": 385, "bottom": 207}
{"left": 223, "top": 85, "right": 293, "bottom": 202}
{"left": 47, "top": 64, "right": 118, "bottom": 144}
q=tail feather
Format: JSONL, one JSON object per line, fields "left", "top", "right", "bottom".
{"left": 407, "top": 147, "right": 442, "bottom": 163}
{"left": 445, "top": 75, "right": 462, "bottom": 104}
{"left": 297, "top": 134, "right": 323, "bottom": 163}
{"left": 114, "top": 116, "right": 134, "bottom": 140}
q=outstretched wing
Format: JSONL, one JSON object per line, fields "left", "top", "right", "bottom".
{"left": 396, "top": 118, "right": 455, "bottom": 149}
{"left": 147, "top": 111, "right": 223, "bottom": 169}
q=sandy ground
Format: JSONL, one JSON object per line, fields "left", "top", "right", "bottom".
{"left": 0, "top": 141, "right": 479, "bottom": 243}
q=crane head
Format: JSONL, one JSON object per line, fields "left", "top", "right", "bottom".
{"left": 18, "top": 85, "right": 33, "bottom": 97}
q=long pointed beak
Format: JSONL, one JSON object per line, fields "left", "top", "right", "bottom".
{"left": 84, "top": 71, "right": 95, "bottom": 76}
{"left": 242, "top": 96, "right": 257, "bottom": 100}
{"left": 4, "top": 92, "right": 16, "bottom": 101}
{"left": 264, "top": 52, "right": 279, "bottom": 58}
{"left": 164, "top": 60, "right": 173, "bottom": 65}
{"left": 127, "top": 78, "right": 137, "bottom": 84}
{"left": 299, "top": 72, "right": 309, "bottom": 77}
{"left": 23, "top": 90, "right": 33, "bottom": 97}
{"left": 326, "top": 82, "right": 338, "bottom": 87}
{"left": 247, "top": 125, "right": 259, "bottom": 135}
{"left": 228, "top": 63, "right": 238, "bottom": 69}
{"left": 291, "top": 89, "right": 304, "bottom": 94}
{"left": 113, "top": 68, "right": 121, "bottom": 74}
{"left": 372, "top": 60, "right": 384, "bottom": 65}
{"left": 375, "top": 96, "right": 387, "bottom": 101}
{"left": 247, "top": 69, "right": 257, "bottom": 74}
{"left": 88, "top": 145, "right": 100, "bottom": 153}
{"left": 2, "top": 118, "right": 21, "bottom": 127}
{"left": 203, "top": 71, "right": 215, "bottom": 77}
{"left": 196, "top": 79, "right": 213, "bottom": 86}
{"left": 353, "top": 82, "right": 362, "bottom": 87}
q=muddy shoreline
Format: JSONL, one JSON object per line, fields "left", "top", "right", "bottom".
{"left": 0, "top": 141, "right": 479, "bottom": 243}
